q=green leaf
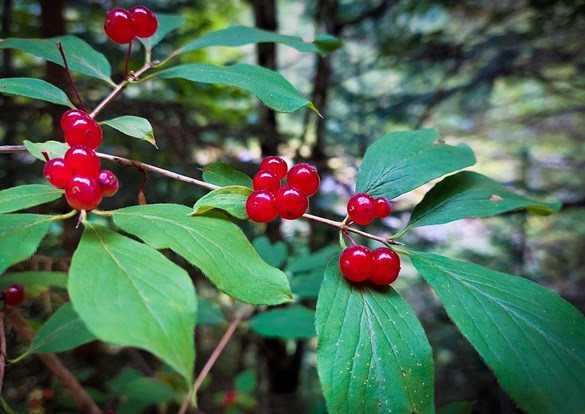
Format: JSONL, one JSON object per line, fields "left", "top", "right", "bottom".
{"left": 137, "top": 14, "right": 184, "bottom": 52}
{"left": 0, "top": 184, "right": 63, "bottom": 214}
{"left": 409, "top": 251, "right": 585, "bottom": 414}
{"left": 27, "top": 302, "right": 97, "bottom": 355}
{"left": 118, "top": 377, "right": 176, "bottom": 414}
{"left": 24, "top": 140, "right": 68, "bottom": 161}
{"left": 0, "top": 36, "right": 113, "bottom": 85}
{"left": 111, "top": 204, "right": 291, "bottom": 305}
{"left": 291, "top": 270, "right": 323, "bottom": 299}
{"left": 0, "top": 78, "right": 75, "bottom": 107}
{"left": 198, "top": 297, "right": 225, "bottom": 325}
{"left": 192, "top": 186, "right": 252, "bottom": 219}
{"left": 174, "top": 25, "right": 342, "bottom": 57}
{"left": 101, "top": 116, "right": 157, "bottom": 147}
{"left": 356, "top": 129, "right": 475, "bottom": 198}
{"left": 0, "top": 214, "right": 54, "bottom": 274}
{"left": 69, "top": 222, "right": 196, "bottom": 387}
{"left": 405, "top": 171, "right": 561, "bottom": 230}
{"left": 234, "top": 370, "right": 257, "bottom": 393}
{"left": 202, "top": 162, "right": 252, "bottom": 188}
{"left": 316, "top": 257, "right": 434, "bottom": 414}
{"left": 0, "top": 271, "right": 67, "bottom": 296}
{"left": 154, "top": 63, "right": 316, "bottom": 113}
{"left": 249, "top": 305, "right": 316, "bottom": 339}
{"left": 437, "top": 401, "right": 476, "bottom": 414}
{"left": 253, "top": 236, "right": 287, "bottom": 268}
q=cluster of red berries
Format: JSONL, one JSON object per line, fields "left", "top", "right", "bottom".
{"left": 1, "top": 283, "right": 25, "bottom": 307}
{"left": 43, "top": 109, "right": 119, "bottom": 211}
{"left": 246, "top": 156, "right": 320, "bottom": 222}
{"left": 347, "top": 192, "right": 392, "bottom": 225}
{"left": 339, "top": 245, "right": 400, "bottom": 285}
{"left": 104, "top": 6, "right": 158, "bottom": 44}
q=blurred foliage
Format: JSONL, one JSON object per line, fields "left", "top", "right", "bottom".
{"left": 0, "top": 0, "right": 583, "bottom": 413}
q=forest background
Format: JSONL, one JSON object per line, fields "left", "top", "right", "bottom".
{"left": 0, "top": 0, "right": 584, "bottom": 413}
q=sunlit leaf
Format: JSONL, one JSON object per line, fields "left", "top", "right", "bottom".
{"left": 69, "top": 222, "right": 196, "bottom": 387}
{"left": 112, "top": 204, "right": 291, "bottom": 305}
{"left": 410, "top": 251, "right": 585, "bottom": 414}
{"left": 24, "top": 140, "right": 68, "bottom": 161}
{"left": 316, "top": 257, "right": 434, "bottom": 414}
{"left": 0, "top": 185, "right": 63, "bottom": 214}
{"left": 0, "top": 78, "right": 74, "bottom": 107}
{"left": 101, "top": 116, "right": 156, "bottom": 147}
{"left": 192, "top": 186, "right": 251, "bottom": 219}
{"left": 0, "top": 36, "right": 113, "bottom": 85}
{"left": 356, "top": 129, "right": 475, "bottom": 199}
{"left": 154, "top": 63, "right": 316, "bottom": 113}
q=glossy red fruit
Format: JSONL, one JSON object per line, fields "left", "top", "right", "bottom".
{"left": 253, "top": 170, "right": 280, "bottom": 194}
{"left": 347, "top": 193, "right": 376, "bottom": 225}
{"left": 246, "top": 189, "right": 277, "bottom": 223}
{"left": 44, "top": 158, "right": 73, "bottom": 188}
{"left": 222, "top": 390, "right": 238, "bottom": 407}
{"left": 60, "top": 109, "right": 90, "bottom": 131}
{"left": 259, "top": 156, "right": 288, "bottom": 179}
{"left": 286, "top": 163, "right": 320, "bottom": 196}
{"left": 64, "top": 145, "right": 100, "bottom": 176}
{"left": 370, "top": 247, "right": 401, "bottom": 285}
{"left": 97, "top": 170, "right": 119, "bottom": 197}
{"left": 275, "top": 185, "right": 309, "bottom": 220}
{"left": 104, "top": 8, "right": 136, "bottom": 44}
{"left": 4, "top": 284, "right": 25, "bottom": 306}
{"left": 374, "top": 197, "right": 392, "bottom": 218}
{"left": 129, "top": 6, "right": 158, "bottom": 38}
{"left": 65, "top": 176, "right": 103, "bottom": 211}
{"left": 63, "top": 117, "right": 103, "bottom": 149}
{"left": 339, "top": 245, "right": 373, "bottom": 282}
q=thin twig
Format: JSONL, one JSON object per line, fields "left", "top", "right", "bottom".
{"left": 178, "top": 305, "right": 254, "bottom": 414}
{"left": 57, "top": 42, "right": 86, "bottom": 112}
{"left": 124, "top": 42, "right": 132, "bottom": 80}
{"left": 4, "top": 308, "right": 103, "bottom": 414}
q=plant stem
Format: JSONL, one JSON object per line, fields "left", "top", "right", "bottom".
{"left": 56, "top": 42, "right": 86, "bottom": 112}
{"left": 178, "top": 305, "right": 254, "bottom": 414}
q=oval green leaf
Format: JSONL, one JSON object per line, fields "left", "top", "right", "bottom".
{"left": 198, "top": 297, "right": 225, "bottom": 325}
{"left": 253, "top": 236, "right": 287, "bottom": 268}
{"left": 111, "top": 204, "right": 291, "bottom": 305}
{"left": 137, "top": 14, "right": 185, "bottom": 52}
{"left": 0, "top": 78, "right": 74, "bottom": 107}
{"left": 0, "top": 36, "right": 113, "bottom": 85}
{"left": 0, "top": 271, "right": 67, "bottom": 296}
{"left": 202, "top": 162, "right": 252, "bottom": 188}
{"left": 24, "top": 140, "right": 69, "bottom": 161}
{"left": 356, "top": 129, "right": 475, "bottom": 199}
{"left": 316, "top": 257, "right": 435, "bottom": 414}
{"left": 101, "top": 116, "right": 156, "bottom": 147}
{"left": 249, "top": 305, "right": 315, "bottom": 339}
{"left": 69, "top": 222, "right": 196, "bottom": 387}
{"left": 27, "top": 302, "right": 97, "bottom": 355}
{"left": 174, "top": 25, "right": 342, "bottom": 57}
{"left": 0, "top": 184, "right": 63, "bottom": 214}
{"left": 0, "top": 214, "right": 54, "bottom": 274}
{"left": 409, "top": 251, "right": 585, "bottom": 414}
{"left": 192, "top": 186, "right": 251, "bottom": 219}
{"left": 405, "top": 171, "right": 561, "bottom": 231}
{"left": 154, "top": 63, "right": 316, "bottom": 113}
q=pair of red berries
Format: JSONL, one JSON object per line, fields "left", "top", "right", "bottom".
{"left": 104, "top": 6, "right": 158, "bottom": 44}
{"left": 339, "top": 245, "right": 401, "bottom": 285}
{"left": 347, "top": 192, "right": 392, "bottom": 225}
{"left": 246, "top": 156, "right": 320, "bottom": 222}
{"left": 1, "top": 283, "right": 25, "bottom": 307}
{"left": 43, "top": 110, "right": 119, "bottom": 211}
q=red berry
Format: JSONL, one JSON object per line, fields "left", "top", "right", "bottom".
{"left": 253, "top": 170, "right": 280, "bottom": 194}
{"left": 63, "top": 117, "right": 103, "bottom": 149}
{"left": 64, "top": 145, "right": 100, "bottom": 176}
{"left": 97, "top": 170, "right": 119, "bottom": 197}
{"left": 104, "top": 8, "right": 136, "bottom": 44}
{"left": 246, "top": 190, "right": 277, "bottom": 223}
{"left": 44, "top": 158, "right": 73, "bottom": 188}
{"left": 339, "top": 245, "right": 373, "bottom": 282}
{"left": 275, "top": 185, "right": 309, "bottom": 220}
{"left": 347, "top": 193, "right": 376, "bottom": 225}
{"left": 60, "top": 109, "right": 89, "bottom": 131}
{"left": 4, "top": 284, "right": 25, "bottom": 307}
{"left": 370, "top": 247, "right": 401, "bottom": 285}
{"left": 65, "top": 176, "right": 103, "bottom": 211}
{"left": 287, "top": 163, "right": 320, "bottom": 196}
{"left": 222, "top": 391, "right": 238, "bottom": 407}
{"left": 259, "top": 156, "right": 288, "bottom": 179}
{"left": 129, "top": 6, "right": 158, "bottom": 38}
{"left": 374, "top": 197, "right": 392, "bottom": 218}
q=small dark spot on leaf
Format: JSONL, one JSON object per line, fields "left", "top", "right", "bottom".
{"left": 489, "top": 194, "right": 503, "bottom": 201}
